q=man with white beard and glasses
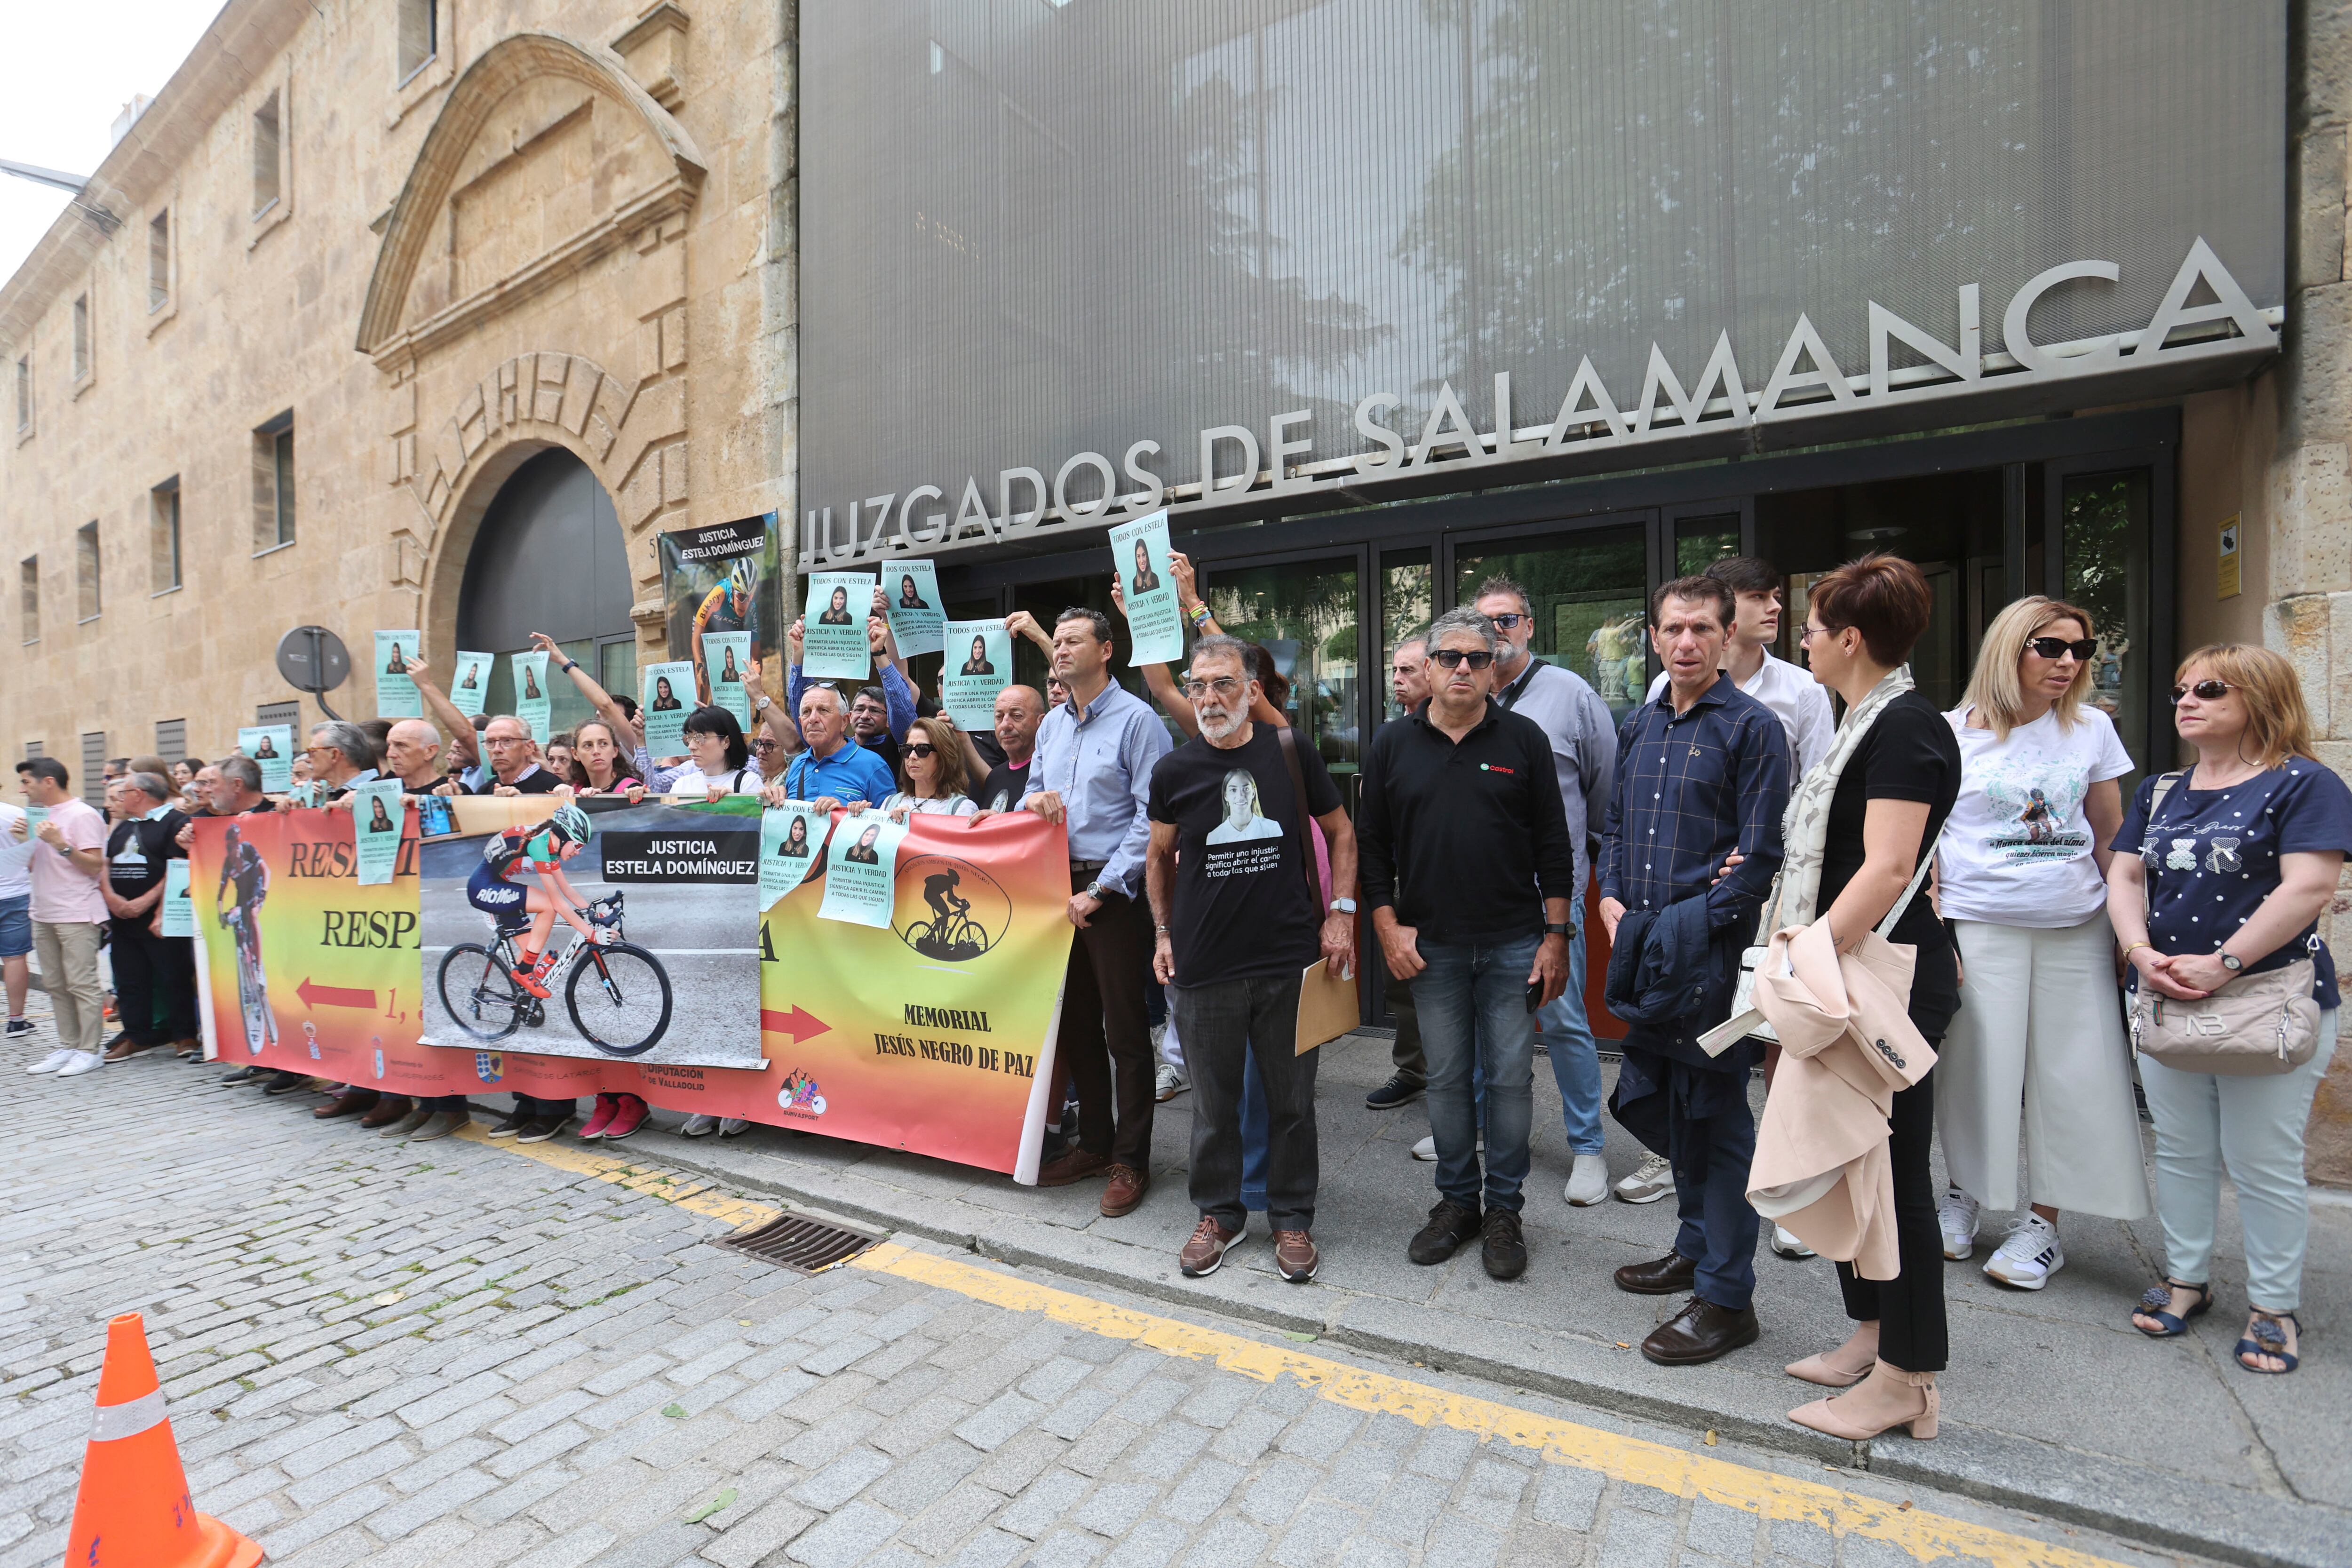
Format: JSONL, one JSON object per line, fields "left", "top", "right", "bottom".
{"left": 1147, "top": 636, "right": 1358, "bottom": 1282}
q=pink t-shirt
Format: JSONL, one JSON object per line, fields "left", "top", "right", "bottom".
{"left": 29, "top": 797, "right": 107, "bottom": 923}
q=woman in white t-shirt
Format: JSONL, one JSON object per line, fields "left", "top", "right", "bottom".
{"left": 1936, "top": 597, "right": 2152, "bottom": 1289}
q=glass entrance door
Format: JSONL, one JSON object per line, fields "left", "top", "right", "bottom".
{"left": 1199, "top": 554, "right": 1365, "bottom": 789}
{"left": 1451, "top": 520, "right": 1652, "bottom": 727}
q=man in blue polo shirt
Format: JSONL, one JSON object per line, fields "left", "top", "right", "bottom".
{"left": 779, "top": 684, "right": 894, "bottom": 807}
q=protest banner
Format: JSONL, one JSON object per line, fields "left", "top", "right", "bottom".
{"left": 883, "top": 560, "right": 944, "bottom": 657}
{"left": 512, "top": 650, "right": 552, "bottom": 741}
{"left": 760, "top": 809, "right": 1073, "bottom": 1179}
{"left": 640, "top": 660, "right": 696, "bottom": 756}
{"left": 941, "top": 618, "right": 1010, "bottom": 730}
{"left": 375, "top": 631, "right": 423, "bottom": 717}
{"left": 760, "top": 803, "right": 828, "bottom": 907}
{"left": 818, "top": 810, "right": 907, "bottom": 928}
{"left": 704, "top": 631, "right": 755, "bottom": 728}
{"left": 1108, "top": 511, "right": 1183, "bottom": 663}
{"left": 350, "top": 779, "right": 406, "bottom": 885}
{"left": 419, "top": 794, "right": 762, "bottom": 1070}
{"left": 660, "top": 514, "right": 781, "bottom": 705}
{"left": 236, "top": 726, "right": 294, "bottom": 792}
{"left": 804, "top": 572, "right": 876, "bottom": 679}
{"left": 450, "top": 651, "right": 493, "bottom": 717}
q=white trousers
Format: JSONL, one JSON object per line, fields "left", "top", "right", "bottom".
{"left": 2141, "top": 1009, "right": 2338, "bottom": 1311}
{"left": 1936, "top": 914, "right": 2152, "bottom": 1218}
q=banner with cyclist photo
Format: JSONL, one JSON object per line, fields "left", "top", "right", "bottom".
{"left": 417, "top": 794, "right": 764, "bottom": 1070}
{"left": 187, "top": 807, "right": 427, "bottom": 1082}
{"left": 660, "top": 513, "right": 782, "bottom": 709}
{"left": 758, "top": 808, "right": 1074, "bottom": 1179}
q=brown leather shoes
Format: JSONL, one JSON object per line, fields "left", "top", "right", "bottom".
{"left": 102, "top": 1039, "right": 146, "bottom": 1063}
{"left": 1271, "top": 1230, "right": 1319, "bottom": 1283}
{"left": 1640, "top": 1297, "right": 1760, "bottom": 1366}
{"left": 1179, "top": 1215, "right": 1243, "bottom": 1276}
{"left": 1614, "top": 1250, "right": 1700, "bottom": 1295}
{"left": 1099, "top": 1164, "right": 1148, "bottom": 1217}
{"left": 358, "top": 1095, "right": 414, "bottom": 1129}
{"left": 312, "top": 1089, "right": 377, "bottom": 1120}
{"left": 1035, "top": 1147, "right": 1112, "bottom": 1187}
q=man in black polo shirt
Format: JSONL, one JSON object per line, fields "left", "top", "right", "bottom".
{"left": 101, "top": 772, "right": 194, "bottom": 1063}
{"left": 1358, "top": 607, "right": 1575, "bottom": 1281}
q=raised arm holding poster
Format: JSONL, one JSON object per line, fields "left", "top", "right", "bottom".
{"left": 1107, "top": 511, "right": 1183, "bottom": 663}
{"left": 804, "top": 572, "right": 877, "bottom": 680}
{"left": 704, "top": 630, "right": 755, "bottom": 729}
{"left": 511, "top": 650, "right": 552, "bottom": 741}
{"left": 450, "top": 652, "right": 493, "bottom": 717}
{"left": 661, "top": 514, "right": 780, "bottom": 706}
{"left": 375, "top": 632, "right": 424, "bottom": 717}
{"left": 238, "top": 726, "right": 294, "bottom": 792}
{"left": 884, "top": 560, "right": 944, "bottom": 657}
{"left": 941, "top": 618, "right": 1011, "bottom": 731}
{"left": 641, "top": 660, "right": 697, "bottom": 759}
{"left": 818, "top": 809, "right": 907, "bottom": 928}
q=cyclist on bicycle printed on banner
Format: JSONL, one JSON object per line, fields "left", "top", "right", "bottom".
{"left": 215, "top": 822, "right": 278, "bottom": 1047}
{"left": 467, "top": 804, "right": 597, "bottom": 1000}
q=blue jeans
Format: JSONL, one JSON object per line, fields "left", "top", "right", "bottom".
{"left": 1411, "top": 935, "right": 1540, "bottom": 1214}
{"left": 1536, "top": 927, "right": 1602, "bottom": 1155}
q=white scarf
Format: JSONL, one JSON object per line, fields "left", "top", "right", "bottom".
{"left": 1759, "top": 664, "right": 1915, "bottom": 933}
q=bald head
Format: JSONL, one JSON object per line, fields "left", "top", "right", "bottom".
{"left": 994, "top": 685, "right": 1046, "bottom": 765}
{"left": 384, "top": 719, "right": 443, "bottom": 788}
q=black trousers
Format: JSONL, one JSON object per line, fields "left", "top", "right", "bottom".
{"left": 1386, "top": 972, "right": 1424, "bottom": 1088}
{"left": 1060, "top": 873, "right": 1156, "bottom": 1168}
{"left": 110, "top": 918, "right": 197, "bottom": 1046}
{"left": 1174, "top": 974, "right": 1318, "bottom": 1231}
{"left": 1836, "top": 1060, "right": 1948, "bottom": 1373}
{"left": 515, "top": 1096, "right": 576, "bottom": 1119}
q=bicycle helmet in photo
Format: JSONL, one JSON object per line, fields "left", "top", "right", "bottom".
{"left": 547, "top": 802, "right": 592, "bottom": 847}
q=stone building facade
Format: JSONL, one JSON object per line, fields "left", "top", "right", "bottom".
{"left": 0, "top": 0, "right": 794, "bottom": 771}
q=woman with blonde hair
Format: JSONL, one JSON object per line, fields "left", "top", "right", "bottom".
{"left": 884, "top": 716, "right": 979, "bottom": 820}
{"left": 1934, "top": 597, "right": 2149, "bottom": 1288}
{"left": 2109, "top": 645, "right": 2350, "bottom": 1374}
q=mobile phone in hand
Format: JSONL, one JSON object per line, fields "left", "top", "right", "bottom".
{"left": 1525, "top": 979, "right": 1544, "bottom": 1013}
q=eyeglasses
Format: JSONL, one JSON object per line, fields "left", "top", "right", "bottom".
{"left": 1795, "top": 625, "right": 1826, "bottom": 645}
{"left": 1182, "top": 677, "right": 1243, "bottom": 698}
{"left": 2028, "top": 636, "right": 2098, "bottom": 661}
{"left": 1485, "top": 613, "right": 1527, "bottom": 630}
{"left": 2170, "top": 679, "right": 2238, "bottom": 703}
{"left": 904, "top": 743, "right": 938, "bottom": 759}
{"left": 1431, "top": 648, "right": 1495, "bottom": 670}
{"left": 750, "top": 739, "right": 778, "bottom": 754}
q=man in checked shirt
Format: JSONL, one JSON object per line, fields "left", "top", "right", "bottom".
{"left": 1598, "top": 575, "right": 1792, "bottom": 1367}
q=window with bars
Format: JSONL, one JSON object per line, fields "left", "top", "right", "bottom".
{"left": 156, "top": 719, "right": 187, "bottom": 763}
{"left": 80, "top": 734, "right": 106, "bottom": 805}
{"left": 151, "top": 477, "right": 182, "bottom": 592}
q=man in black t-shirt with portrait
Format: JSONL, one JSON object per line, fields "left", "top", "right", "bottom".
{"left": 102, "top": 772, "right": 195, "bottom": 1062}
{"left": 1145, "top": 635, "right": 1359, "bottom": 1286}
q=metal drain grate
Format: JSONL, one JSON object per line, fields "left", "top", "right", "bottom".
{"left": 712, "top": 1213, "right": 881, "bottom": 1273}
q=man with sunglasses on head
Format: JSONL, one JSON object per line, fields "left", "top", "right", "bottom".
{"left": 1599, "top": 575, "right": 1792, "bottom": 1366}
{"left": 1359, "top": 608, "right": 1576, "bottom": 1282}
{"left": 1470, "top": 576, "right": 1620, "bottom": 1209}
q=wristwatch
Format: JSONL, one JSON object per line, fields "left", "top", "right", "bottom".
{"left": 1329, "top": 898, "right": 1357, "bottom": 914}
{"left": 1544, "top": 921, "right": 1573, "bottom": 938}
{"left": 1085, "top": 880, "right": 1105, "bottom": 902}
{"left": 560, "top": 658, "right": 579, "bottom": 675}
{"left": 2218, "top": 950, "right": 2244, "bottom": 972}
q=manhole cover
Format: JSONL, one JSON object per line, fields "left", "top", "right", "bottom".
{"left": 712, "top": 1213, "right": 881, "bottom": 1274}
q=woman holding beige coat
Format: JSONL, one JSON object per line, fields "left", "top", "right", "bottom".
{"left": 1934, "top": 599, "right": 2151, "bottom": 1291}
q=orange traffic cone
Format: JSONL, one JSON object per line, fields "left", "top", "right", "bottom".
{"left": 62, "top": 1313, "right": 263, "bottom": 1568}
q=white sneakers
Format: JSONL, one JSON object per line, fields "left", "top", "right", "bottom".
{"left": 1409, "top": 1134, "right": 1482, "bottom": 1162}
{"left": 1564, "top": 1154, "right": 1609, "bottom": 1207}
{"left": 1983, "top": 1212, "right": 2065, "bottom": 1289}
{"left": 1154, "top": 1063, "right": 1188, "bottom": 1102}
{"left": 680, "top": 1113, "right": 719, "bottom": 1137}
{"left": 27, "top": 1048, "right": 76, "bottom": 1075}
{"left": 1770, "top": 1224, "right": 1816, "bottom": 1260}
{"left": 54, "top": 1051, "right": 103, "bottom": 1078}
{"left": 1614, "top": 1151, "right": 1673, "bottom": 1203}
{"left": 1938, "top": 1188, "right": 1981, "bottom": 1260}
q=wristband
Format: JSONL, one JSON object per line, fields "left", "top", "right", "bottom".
{"left": 560, "top": 659, "right": 579, "bottom": 674}
{"left": 1186, "top": 603, "right": 1212, "bottom": 629}
{"left": 2121, "top": 940, "right": 2150, "bottom": 961}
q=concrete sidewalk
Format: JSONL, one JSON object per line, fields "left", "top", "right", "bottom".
{"left": 603, "top": 1031, "right": 2351, "bottom": 1568}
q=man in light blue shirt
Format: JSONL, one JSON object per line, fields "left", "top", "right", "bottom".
{"left": 1025, "top": 607, "right": 1173, "bottom": 1214}
{"left": 780, "top": 685, "right": 896, "bottom": 807}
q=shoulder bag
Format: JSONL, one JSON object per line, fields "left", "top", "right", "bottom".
{"left": 1718, "top": 838, "right": 1937, "bottom": 1050}
{"left": 2125, "top": 772, "right": 2321, "bottom": 1076}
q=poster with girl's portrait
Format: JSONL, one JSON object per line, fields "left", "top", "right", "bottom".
{"left": 375, "top": 631, "right": 423, "bottom": 718}
{"left": 818, "top": 810, "right": 906, "bottom": 928}
{"left": 704, "top": 631, "right": 755, "bottom": 730}
{"left": 805, "top": 572, "right": 876, "bottom": 680}
{"left": 760, "top": 801, "right": 829, "bottom": 908}
{"left": 941, "top": 618, "right": 1011, "bottom": 731}
{"left": 884, "top": 560, "right": 944, "bottom": 657}
{"left": 450, "top": 651, "right": 493, "bottom": 717}
{"left": 641, "top": 661, "right": 697, "bottom": 759}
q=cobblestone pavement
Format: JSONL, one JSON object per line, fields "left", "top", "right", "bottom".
{"left": 2, "top": 1051, "right": 2209, "bottom": 1568}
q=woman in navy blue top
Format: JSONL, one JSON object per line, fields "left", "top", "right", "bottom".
{"left": 2107, "top": 645, "right": 2352, "bottom": 1375}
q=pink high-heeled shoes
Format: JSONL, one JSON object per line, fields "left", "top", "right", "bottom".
{"left": 1788, "top": 1363, "right": 1939, "bottom": 1441}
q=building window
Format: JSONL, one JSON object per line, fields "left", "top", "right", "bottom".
{"left": 398, "top": 0, "right": 437, "bottom": 81}
{"left": 79, "top": 734, "right": 106, "bottom": 806}
{"left": 151, "top": 477, "right": 182, "bottom": 592}
{"left": 156, "top": 718, "right": 186, "bottom": 763}
{"left": 17, "top": 556, "right": 35, "bottom": 645}
{"left": 255, "top": 700, "right": 299, "bottom": 732}
{"left": 75, "top": 521, "right": 100, "bottom": 621}
{"left": 254, "top": 414, "right": 295, "bottom": 550}
{"left": 72, "top": 295, "right": 89, "bottom": 382}
{"left": 253, "top": 90, "right": 282, "bottom": 217}
{"left": 20, "top": 741, "right": 40, "bottom": 762}
{"left": 148, "top": 211, "right": 170, "bottom": 312}
{"left": 13, "top": 354, "right": 28, "bottom": 433}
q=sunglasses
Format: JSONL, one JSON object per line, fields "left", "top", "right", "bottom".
{"left": 2028, "top": 637, "right": 2098, "bottom": 661}
{"left": 2170, "top": 679, "right": 2238, "bottom": 704}
{"left": 903, "top": 743, "right": 938, "bottom": 759}
{"left": 1485, "top": 613, "right": 1527, "bottom": 630}
{"left": 1432, "top": 649, "right": 1495, "bottom": 670}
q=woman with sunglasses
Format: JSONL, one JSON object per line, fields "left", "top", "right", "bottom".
{"left": 1932, "top": 598, "right": 2150, "bottom": 1289}
{"left": 2109, "top": 646, "right": 2350, "bottom": 1374}
{"left": 883, "top": 716, "right": 979, "bottom": 820}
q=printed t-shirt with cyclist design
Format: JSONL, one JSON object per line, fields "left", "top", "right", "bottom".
{"left": 107, "top": 810, "right": 190, "bottom": 904}
{"left": 1147, "top": 724, "right": 1339, "bottom": 986}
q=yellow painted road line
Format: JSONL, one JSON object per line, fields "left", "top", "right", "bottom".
{"left": 850, "top": 1243, "right": 2125, "bottom": 1568}
{"left": 461, "top": 1129, "right": 2121, "bottom": 1568}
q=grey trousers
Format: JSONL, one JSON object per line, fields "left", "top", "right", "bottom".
{"left": 1171, "top": 974, "right": 1319, "bottom": 1232}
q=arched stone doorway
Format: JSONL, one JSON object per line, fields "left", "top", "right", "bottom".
{"left": 456, "top": 447, "right": 636, "bottom": 734}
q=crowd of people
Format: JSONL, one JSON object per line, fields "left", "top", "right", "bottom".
{"left": 11, "top": 547, "right": 2347, "bottom": 1420}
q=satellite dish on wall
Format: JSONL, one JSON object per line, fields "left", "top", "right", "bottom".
{"left": 275, "top": 625, "right": 352, "bottom": 719}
